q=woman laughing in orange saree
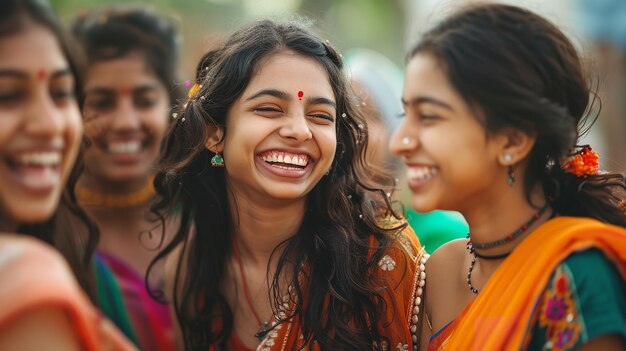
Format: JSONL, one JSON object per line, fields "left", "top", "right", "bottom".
{"left": 149, "top": 19, "right": 426, "bottom": 351}
{"left": 390, "top": 3, "right": 626, "bottom": 351}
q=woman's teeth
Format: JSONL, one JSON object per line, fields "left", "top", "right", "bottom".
{"left": 261, "top": 151, "right": 309, "bottom": 167}
{"left": 407, "top": 166, "right": 439, "bottom": 181}
{"left": 10, "top": 151, "right": 62, "bottom": 188}
{"left": 18, "top": 152, "right": 61, "bottom": 166}
{"left": 108, "top": 141, "right": 141, "bottom": 154}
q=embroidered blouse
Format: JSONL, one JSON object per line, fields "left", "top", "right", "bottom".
{"left": 525, "top": 249, "right": 626, "bottom": 350}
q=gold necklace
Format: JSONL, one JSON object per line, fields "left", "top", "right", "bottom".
{"left": 76, "top": 177, "right": 155, "bottom": 208}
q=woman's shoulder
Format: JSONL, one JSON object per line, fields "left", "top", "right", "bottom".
{"left": 0, "top": 234, "right": 74, "bottom": 282}
{"left": 374, "top": 215, "right": 426, "bottom": 265}
{"left": 369, "top": 218, "right": 428, "bottom": 348}
{"left": 372, "top": 213, "right": 466, "bottom": 276}
{"left": 0, "top": 235, "right": 82, "bottom": 317}
{"left": 563, "top": 247, "right": 623, "bottom": 269}
{"left": 555, "top": 248, "right": 625, "bottom": 297}
{"left": 370, "top": 220, "right": 428, "bottom": 298}
{"left": 0, "top": 234, "right": 136, "bottom": 350}
{"left": 527, "top": 248, "right": 626, "bottom": 350}
{"left": 426, "top": 238, "right": 467, "bottom": 273}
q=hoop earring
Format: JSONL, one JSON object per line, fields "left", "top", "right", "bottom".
{"left": 507, "top": 165, "right": 515, "bottom": 186}
{"left": 211, "top": 153, "right": 224, "bottom": 167}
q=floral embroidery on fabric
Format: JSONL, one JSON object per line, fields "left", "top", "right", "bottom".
{"left": 396, "top": 232, "right": 417, "bottom": 261}
{"left": 373, "top": 340, "right": 389, "bottom": 350}
{"left": 256, "top": 322, "right": 281, "bottom": 351}
{"left": 538, "top": 266, "right": 581, "bottom": 350}
{"left": 378, "top": 213, "right": 407, "bottom": 230}
{"left": 379, "top": 254, "right": 396, "bottom": 271}
{"left": 396, "top": 343, "right": 409, "bottom": 351}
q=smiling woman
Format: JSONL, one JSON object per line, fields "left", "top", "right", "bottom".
{"left": 0, "top": 0, "right": 133, "bottom": 349}
{"left": 220, "top": 51, "right": 337, "bottom": 201}
{"left": 150, "top": 19, "right": 427, "bottom": 351}
{"left": 0, "top": 25, "right": 81, "bottom": 225}
{"left": 390, "top": 4, "right": 626, "bottom": 351}
{"left": 71, "top": 6, "right": 180, "bottom": 351}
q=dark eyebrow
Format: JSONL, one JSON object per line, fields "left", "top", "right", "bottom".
{"left": 84, "top": 87, "right": 114, "bottom": 95}
{"left": 50, "top": 69, "right": 73, "bottom": 80}
{"left": 246, "top": 88, "right": 290, "bottom": 101}
{"left": 0, "top": 69, "right": 27, "bottom": 79}
{"left": 133, "top": 84, "right": 161, "bottom": 94}
{"left": 401, "top": 96, "right": 454, "bottom": 111}
{"left": 246, "top": 88, "right": 336, "bottom": 109}
{"left": 0, "top": 68, "right": 72, "bottom": 80}
{"left": 84, "top": 84, "right": 161, "bottom": 95}
{"left": 307, "top": 96, "right": 336, "bottom": 109}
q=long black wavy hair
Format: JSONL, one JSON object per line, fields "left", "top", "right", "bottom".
{"left": 148, "top": 19, "right": 406, "bottom": 350}
{"left": 0, "top": 0, "right": 99, "bottom": 299}
{"left": 408, "top": 3, "right": 626, "bottom": 226}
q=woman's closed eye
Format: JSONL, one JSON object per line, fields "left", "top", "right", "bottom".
{"left": 50, "top": 88, "right": 74, "bottom": 105}
{"left": 84, "top": 97, "right": 114, "bottom": 112}
{"left": 419, "top": 112, "right": 440, "bottom": 121}
{"left": 134, "top": 96, "right": 158, "bottom": 109}
{"left": 307, "top": 112, "right": 334, "bottom": 124}
{"left": 253, "top": 105, "right": 284, "bottom": 116}
{"left": 0, "top": 90, "right": 23, "bottom": 105}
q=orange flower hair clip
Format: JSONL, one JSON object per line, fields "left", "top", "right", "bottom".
{"left": 561, "top": 145, "right": 599, "bottom": 177}
{"left": 187, "top": 83, "right": 200, "bottom": 98}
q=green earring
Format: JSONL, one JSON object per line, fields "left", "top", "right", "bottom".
{"left": 211, "top": 153, "right": 224, "bottom": 167}
{"left": 507, "top": 165, "right": 515, "bottom": 186}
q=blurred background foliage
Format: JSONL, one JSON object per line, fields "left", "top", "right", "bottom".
{"left": 51, "top": 0, "right": 408, "bottom": 78}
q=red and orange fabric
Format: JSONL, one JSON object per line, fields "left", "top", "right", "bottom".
{"left": 0, "top": 236, "right": 135, "bottom": 350}
{"left": 209, "top": 224, "right": 426, "bottom": 351}
{"left": 428, "top": 216, "right": 626, "bottom": 350}
{"left": 256, "top": 226, "right": 425, "bottom": 351}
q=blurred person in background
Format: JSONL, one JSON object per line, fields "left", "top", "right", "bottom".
{"left": 72, "top": 5, "right": 180, "bottom": 350}
{"left": 0, "top": 0, "right": 133, "bottom": 349}
{"left": 577, "top": 0, "right": 626, "bottom": 171}
{"left": 346, "top": 48, "right": 467, "bottom": 253}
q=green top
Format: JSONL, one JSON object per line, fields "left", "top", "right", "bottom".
{"left": 405, "top": 208, "right": 468, "bottom": 253}
{"left": 525, "top": 249, "right": 626, "bottom": 350}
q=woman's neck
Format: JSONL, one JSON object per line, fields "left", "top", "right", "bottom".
{"left": 79, "top": 172, "right": 152, "bottom": 195}
{"left": 76, "top": 173, "right": 155, "bottom": 212}
{"left": 462, "top": 186, "right": 551, "bottom": 256}
{"left": 0, "top": 219, "right": 19, "bottom": 234}
{"left": 228, "top": 191, "right": 305, "bottom": 269}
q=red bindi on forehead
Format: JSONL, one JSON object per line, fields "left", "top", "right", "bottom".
{"left": 297, "top": 90, "right": 304, "bottom": 100}
{"left": 37, "top": 69, "right": 46, "bottom": 80}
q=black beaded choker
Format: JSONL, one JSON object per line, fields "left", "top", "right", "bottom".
{"left": 466, "top": 203, "right": 550, "bottom": 251}
{"left": 465, "top": 203, "right": 550, "bottom": 294}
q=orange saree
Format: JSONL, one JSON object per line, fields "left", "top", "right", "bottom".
{"left": 428, "top": 216, "right": 626, "bottom": 351}
{"left": 0, "top": 236, "right": 135, "bottom": 350}
{"left": 250, "top": 226, "right": 427, "bottom": 351}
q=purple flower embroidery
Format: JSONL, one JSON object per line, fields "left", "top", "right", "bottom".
{"left": 545, "top": 296, "right": 567, "bottom": 320}
{"left": 556, "top": 328, "right": 575, "bottom": 347}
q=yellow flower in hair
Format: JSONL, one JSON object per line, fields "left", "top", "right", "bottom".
{"left": 188, "top": 83, "right": 200, "bottom": 98}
